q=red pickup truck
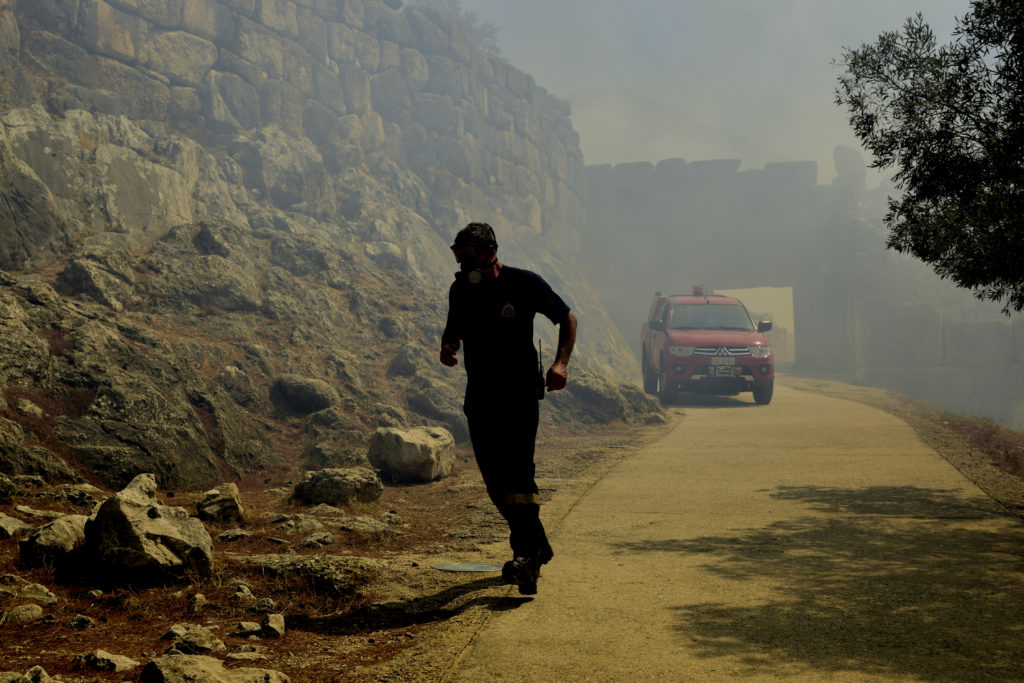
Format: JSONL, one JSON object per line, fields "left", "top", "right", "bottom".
{"left": 641, "top": 288, "right": 775, "bottom": 404}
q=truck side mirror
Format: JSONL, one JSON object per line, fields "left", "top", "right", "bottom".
{"left": 649, "top": 320, "right": 665, "bottom": 332}
{"left": 757, "top": 320, "right": 773, "bottom": 333}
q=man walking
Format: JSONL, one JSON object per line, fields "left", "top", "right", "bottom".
{"left": 440, "top": 222, "right": 577, "bottom": 595}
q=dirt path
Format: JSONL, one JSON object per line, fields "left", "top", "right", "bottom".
{"left": 427, "top": 379, "right": 1024, "bottom": 681}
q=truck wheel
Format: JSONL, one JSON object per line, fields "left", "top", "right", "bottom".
{"left": 658, "top": 363, "right": 674, "bottom": 404}
{"left": 642, "top": 355, "right": 658, "bottom": 395}
{"left": 753, "top": 380, "right": 774, "bottom": 405}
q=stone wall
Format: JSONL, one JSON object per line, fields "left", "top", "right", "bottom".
{"left": 584, "top": 151, "right": 1024, "bottom": 427}
{"left": 15, "top": 0, "right": 585, "bottom": 249}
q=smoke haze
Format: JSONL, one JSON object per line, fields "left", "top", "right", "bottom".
{"left": 461, "top": 0, "right": 968, "bottom": 185}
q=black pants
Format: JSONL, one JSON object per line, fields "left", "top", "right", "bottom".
{"left": 464, "top": 391, "right": 552, "bottom": 561}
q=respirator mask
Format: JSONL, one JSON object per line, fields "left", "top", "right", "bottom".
{"left": 453, "top": 244, "right": 496, "bottom": 284}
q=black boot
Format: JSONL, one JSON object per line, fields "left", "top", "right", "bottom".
{"left": 502, "top": 554, "right": 540, "bottom": 595}
{"left": 501, "top": 504, "right": 550, "bottom": 594}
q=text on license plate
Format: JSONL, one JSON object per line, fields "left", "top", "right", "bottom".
{"left": 709, "top": 357, "right": 735, "bottom": 366}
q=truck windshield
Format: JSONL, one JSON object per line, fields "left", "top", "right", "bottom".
{"left": 669, "top": 303, "right": 754, "bottom": 330}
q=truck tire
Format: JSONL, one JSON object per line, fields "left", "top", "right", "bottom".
{"left": 642, "top": 354, "right": 658, "bottom": 395}
{"left": 753, "top": 379, "right": 774, "bottom": 405}
{"left": 658, "top": 361, "right": 674, "bottom": 404}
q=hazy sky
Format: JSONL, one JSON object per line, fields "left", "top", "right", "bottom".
{"left": 460, "top": 0, "right": 970, "bottom": 185}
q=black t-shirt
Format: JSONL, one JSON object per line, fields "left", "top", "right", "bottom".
{"left": 442, "top": 265, "right": 570, "bottom": 395}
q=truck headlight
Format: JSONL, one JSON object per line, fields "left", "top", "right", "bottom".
{"left": 750, "top": 345, "right": 772, "bottom": 358}
{"left": 669, "top": 345, "right": 695, "bottom": 356}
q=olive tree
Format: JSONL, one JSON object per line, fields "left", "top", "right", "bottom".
{"left": 835, "top": 1, "right": 1024, "bottom": 313}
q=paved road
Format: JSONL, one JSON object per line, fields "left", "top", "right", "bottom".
{"left": 444, "top": 381, "right": 1024, "bottom": 681}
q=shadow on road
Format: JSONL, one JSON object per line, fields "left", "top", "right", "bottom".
{"left": 611, "top": 485, "right": 1024, "bottom": 681}
{"left": 288, "top": 576, "right": 528, "bottom": 635}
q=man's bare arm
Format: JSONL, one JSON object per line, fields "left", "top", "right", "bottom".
{"left": 546, "top": 311, "right": 577, "bottom": 391}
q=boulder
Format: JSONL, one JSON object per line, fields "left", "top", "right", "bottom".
{"left": 17, "top": 514, "right": 87, "bottom": 568}
{"left": 271, "top": 374, "right": 340, "bottom": 414}
{"left": 162, "top": 624, "right": 226, "bottom": 655}
{"left": 260, "top": 613, "right": 285, "bottom": 638}
{"left": 0, "top": 513, "right": 32, "bottom": 540}
{"left": 72, "top": 650, "right": 140, "bottom": 673}
{"left": 1, "top": 603, "right": 44, "bottom": 625}
{"left": 290, "top": 467, "right": 382, "bottom": 506}
{"left": 82, "top": 474, "right": 214, "bottom": 584}
{"left": 0, "top": 575, "right": 58, "bottom": 605}
{"left": 336, "top": 515, "right": 396, "bottom": 539}
{"left": 367, "top": 426, "right": 455, "bottom": 482}
{"left": 140, "top": 654, "right": 290, "bottom": 683}
{"left": 195, "top": 483, "right": 245, "bottom": 523}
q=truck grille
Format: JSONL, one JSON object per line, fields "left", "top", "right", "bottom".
{"left": 694, "top": 346, "right": 751, "bottom": 357}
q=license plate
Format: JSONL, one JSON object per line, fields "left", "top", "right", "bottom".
{"left": 714, "top": 366, "right": 737, "bottom": 377}
{"left": 709, "top": 357, "right": 735, "bottom": 366}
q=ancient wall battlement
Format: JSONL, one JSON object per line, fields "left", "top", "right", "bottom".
{"left": 585, "top": 153, "right": 1024, "bottom": 428}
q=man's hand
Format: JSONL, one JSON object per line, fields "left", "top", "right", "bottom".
{"left": 545, "top": 361, "right": 568, "bottom": 391}
{"left": 440, "top": 343, "right": 460, "bottom": 367}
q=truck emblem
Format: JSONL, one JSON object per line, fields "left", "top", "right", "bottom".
{"left": 714, "top": 347, "right": 729, "bottom": 356}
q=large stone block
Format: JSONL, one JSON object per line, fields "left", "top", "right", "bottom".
{"left": 180, "top": 0, "right": 236, "bottom": 43}
{"left": 364, "top": 1, "right": 409, "bottom": 45}
{"left": 76, "top": 0, "right": 148, "bottom": 63}
{"left": 406, "top": 7, "right": 449, "bottom": 57}
{"left": 311, "top": 63, "right": 345, "bottom": 115}
{"left": 281, "top": 40, "right": 314, "bottom": 96}
{"left": 413, "top": 92, "right": 457, "bottom": 136}
{"left": 260, "top": 79, "right": 304, "bottom": 136}
{"left": 235, "top": 16, "right": 284, "bottom": 79}
{"left": 338, "top": 63, "right": 370, "bottom": 114}
{"left": 399, "top": 46, "right": 428, "bottom": 91}
{"left": 213, "top": 48, "right": 263, "bottom": 86}
{"left": 353, "top": 29, "right": 379, "bottom": 71}
{"left": 326, "top": 21, "right": 356, "bottom": 64}
{"left": 369, "top": 69, "right": 410, "bottom": 121}
{"left": 337, "top": 0, "right": 363, "bottom": 29}
{"left": 944, "top": 320, "right": 1013, "bottom": 366}
{"left": 139, "top": 30, "right": 217, "bottom": 86}
{"left": 107, "top": 0, "right": 184, "bottom": 27}
{"left": 427, "top": 54, "right": 469, "bottom": 99}
{"left": 17, "top": 0, "right": 81, "bottom": 35}
{"left": 378, "top": 38, "right": 400, "bottom": 72}
{"left": 296, "top": 7, "right": 328, "bottom": 62}
{"left": 204, "top": 69, "right": 259, "bottom": 132}
{"left": 505, "top": 64, "right": 535, "bottom": 101}
{"left": 256, "top": 0, "right": 298, "bottom": 38}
